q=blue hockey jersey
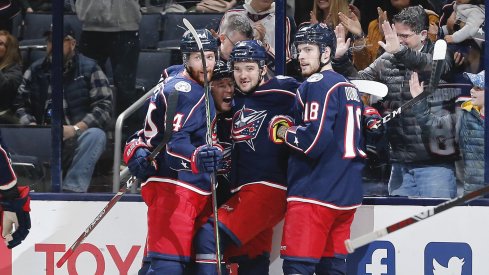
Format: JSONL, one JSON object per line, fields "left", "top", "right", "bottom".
{"left": 284, "top": 70, "right": 366, "bottom": 209}
{"left": 230, "top": 76, "right": 300, "bottom": 191}
{"left": 133, "top": 72, "right": 217, "bottom": 193}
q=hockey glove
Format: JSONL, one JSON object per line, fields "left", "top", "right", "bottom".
{"left": 268, "top": 115, "right": 294, "bottom": 144}
{"left": 363, "top": 107, "right": 383, "bottom": 131}
{"left": 191, "top": 145, "right": 223, "bottom": 174}
{"left": 0, "top": 186, "right": 31, "bottom": 249}
{"left": 127, "top": 148, "right": 157, "bottom": 181}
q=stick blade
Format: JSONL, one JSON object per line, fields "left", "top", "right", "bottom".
{"left": 432, "top": 39, "right": 447, "bottom": 60}
{"left": 182, "top": 18, "right": 203, "bottom": 50}
{"left": 350, "top": 80, "right": 388, "bottom": 98}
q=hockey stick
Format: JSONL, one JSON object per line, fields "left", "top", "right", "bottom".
{"left": 372, "top": 39, "right": 447, "bottom": 129}
{"left": 345, "top": 184, "right": 489, "bottom": 253}
{"left": 56, "top": 88, "right": 179, "bottom": 268}
{"left": 182, "top": 18, "right": 222, "bottom": 275}
{"left": 350, "top": 80, "right": 388, "bottom": 98}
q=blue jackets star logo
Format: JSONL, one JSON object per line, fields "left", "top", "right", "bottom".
{"left": 232, "top": 106, "right": 267, "bottom": 150}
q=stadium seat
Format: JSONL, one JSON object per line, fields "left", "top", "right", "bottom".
{"left": 139, "top": 13, "right": 162, "bottom": 49}
{"left": 21, "top": 12, "right": 52, "bottom": 41}
{"left": 136, "top": 49, "right": 173, "bottom": 92}
{"left": 158, "top": 12, "right": 223, "bottom": 49}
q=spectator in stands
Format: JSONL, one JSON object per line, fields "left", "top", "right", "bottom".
{"left": 350, "top": 0, "right": 439, "bottom": 70}
{"left": 75, "top": 0, "right": 140, "bottom": 118}
{"left": 0, "top": 0, "right": 21, "bottom": 33}
{"left": 14, "top": 23, "right": 112, "bottom": 193}
{"left": 0, "top": 30, "right": 22, "bottom": 124}
{"left": 334, "top": 6, "right": 458, "bottom": 198}
{"left": 410, "top": 71, "right": 485, "bottom": 195}
{"left": 217, "top": 13, "right": 254, "bottom": 61}
{"left": 440, "top": 0, "right": 484, "bottom": 45}
{"left": 195, "top": 0, "right": 237, "bottom": 13}
{"left": 219, "top": 0, "right": 293, "bottom": 71}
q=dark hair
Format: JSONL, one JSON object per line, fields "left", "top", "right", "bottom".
{"left": 392, "top": 5, "right": 428, "bottom": 33}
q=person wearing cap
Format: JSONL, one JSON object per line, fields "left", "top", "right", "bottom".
{"left": 410, "top": 70, "right": 485, "bottom": 195}
{"left": 14, "top": 23, "right": 113, "bottom": 193}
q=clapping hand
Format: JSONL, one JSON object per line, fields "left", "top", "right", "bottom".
{"left": 378, "top": 21, "right": 401, "bottom": 54}
{"left": 408, "top": 72, "right": 424, "bottom": 98}
{"left": 334, "top": 24, "right": 351, "bottom": 59}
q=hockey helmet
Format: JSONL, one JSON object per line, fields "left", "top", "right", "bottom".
{"left": 180, "top": 28, "right": 219, "bottom": 53}
{"left": 212, "top": 60, "right": 233, "bottom": 81}
{"left": 228, "top": 40, "right": 268, "bottom": 68}
{"left": 294, "top": 23, "right": 336, "bottom": 57}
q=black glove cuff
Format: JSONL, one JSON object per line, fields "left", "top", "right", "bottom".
{"left": 0, "top": 185, "right": 20, "bottom": 201}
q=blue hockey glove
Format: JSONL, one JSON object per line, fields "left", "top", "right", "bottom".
{"left": 191, "top": 145, "right": 223, "bottom": 174}
{"left": 1, "top": 186, "right": 31, "bottom": 249}
{"left": 127, "top": 148, "right": 156, "bottom": 181}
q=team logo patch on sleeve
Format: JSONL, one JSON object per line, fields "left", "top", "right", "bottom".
{"left": 307, "top": 73, "right": 323, "bottom": 82}
{"left": 175, "top": 81, "right": 191, "bottom": 93}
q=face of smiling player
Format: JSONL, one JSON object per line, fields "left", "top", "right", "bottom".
{"left": 232, "top": 61, "right": 266, "bottom": 94}
{"left": 211, "top": 77, "right": 234, "bottom": 113}
{"left": 185, "top": 51, "right": 216, "bottom": 86}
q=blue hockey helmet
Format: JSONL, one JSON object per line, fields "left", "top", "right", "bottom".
{"left": 228, "top": 40, "right": 268, "bottom": 68}
{"left": 212, "top": 60, "right": 233, "bottom": 81}
{"left": 180, "top": 28, "right": 219, "bottom": 53}
{"left": 294, "top": 23, "right": 336, "bottom": 57}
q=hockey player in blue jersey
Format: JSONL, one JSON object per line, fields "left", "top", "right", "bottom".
{"left": 194, "top": 40, "right": 300, "bottom": 275}
{"left": 0, "top": 131, "right": 31, "bottom": 249}
{"left": 159, "top": 13, "right": 254, "bottom": 84}
{"left": 270, "top": 23, "right": 366, "bottom": 275}
{"left": 124, "top": 29, "right": 223, "bottom": 275}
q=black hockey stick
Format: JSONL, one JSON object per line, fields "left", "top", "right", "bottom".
{"left": 56, "top": 87, "right": 179, "bottom": 268}
{"left": 345, "top": 184, "right": 489, "bottom": 253}
{"left": 373, "top": 39, "right": 447, "bottom": 129}
{"left": 182, "top": 18, "right": 222, "bottom": 275}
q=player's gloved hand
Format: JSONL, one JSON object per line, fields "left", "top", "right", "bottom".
{"left": 363, "top": 107, "right": 383, "bottom": 132}
{"left": 0, "top": 186, "right": 31, "bottom": 249}
{"left": 268, "top": 115, "right": 294, "bottom": 144}
{"left": 127, "top": 148, "right": 156, "bottom": 181}
{"left": 191, "top": 145, "right": 223, "bottom": 174}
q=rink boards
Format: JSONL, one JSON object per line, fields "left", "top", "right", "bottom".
{"left": 1, "top": 195, "right": 488, "bottom": 275}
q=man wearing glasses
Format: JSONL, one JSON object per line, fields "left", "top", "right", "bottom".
{"left": 334, "top": 6, "right": 458, "bottom": 199}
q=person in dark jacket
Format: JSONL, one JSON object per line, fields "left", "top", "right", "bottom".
{"left": 0, "top": 30, "right": 22, "bottom": 124}
{"left": 410, "top": 70, "right": 485, "bottom": 194}
{"left": 14, "top": 23, "right": 113, "bottom": 193}
{"left": 334, "top": 6, "right": 459, "bottom": 198}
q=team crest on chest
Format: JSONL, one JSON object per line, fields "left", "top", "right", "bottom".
{"left": 175, "top": 81, "right": 191, "bottom": 92}
{"left": 232, "top": 106, "right": 267, "bottom": 151}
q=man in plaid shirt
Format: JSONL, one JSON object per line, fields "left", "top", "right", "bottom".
{"left": 14, "top": 23, "right": 112, "bottom": 193}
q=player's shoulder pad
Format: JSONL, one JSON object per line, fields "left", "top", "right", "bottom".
{"left": 273, "top": 75, "right": 301, "bottom": 92}
{"left": 306, "top": 73, "right": 323, "bottom": 83}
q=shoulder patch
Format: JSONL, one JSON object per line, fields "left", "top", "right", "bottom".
{"left": 175, "top": 81, "right": 191, "bottom": 93}
{"left": 276, "top": 75, "right": 291, "bottom": 80}
{"left": 307, "top": 73, "right": 323, "bottom": 82}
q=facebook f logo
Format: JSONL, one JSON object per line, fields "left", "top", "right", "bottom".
{"left": 348, "top": 240, "right": 395, "bottom": 275}
{"left": 425, "top": 242, "right": 472, "bottom": 275}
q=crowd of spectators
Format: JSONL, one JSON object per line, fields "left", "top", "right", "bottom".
{"left": 0, "top": 0, "right": 485, "bottom": 196}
